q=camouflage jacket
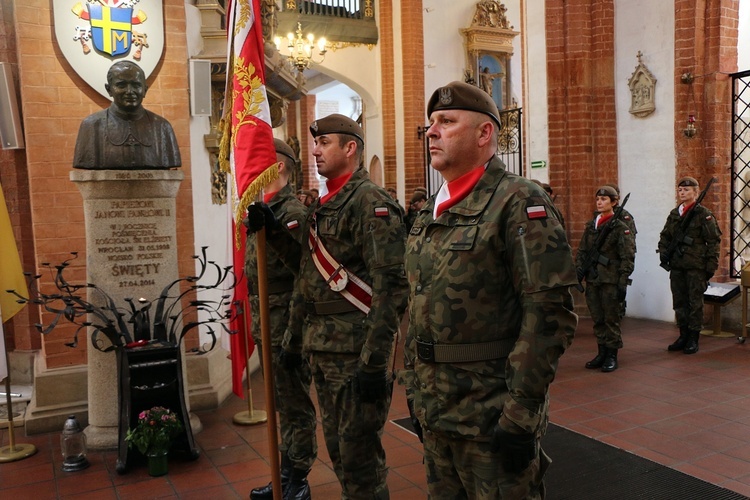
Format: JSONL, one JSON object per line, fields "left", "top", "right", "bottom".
{"left": 244, "top": 184, "right": 307, "bottom": 346}
{"left": 275, "top": 168, "right": 408, "bottom": 370}
{"left": 575, "top": 217, "right": 635, "bottom": 287}
{"left": 658, "top": 204, "right": 721, "bottom": 273}
{"left": 402, "top": 157, "right": 578, "bottom": 440}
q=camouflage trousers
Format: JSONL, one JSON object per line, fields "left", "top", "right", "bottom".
{"left": 423, "top": 431, "right": 550, "bottom": 499}
{"left": 584, "top": 282, "right": 623, "bottom": 349}
{"left": 310, "top": 352, "right": 391, "bottom": 500}
{"left": 255, "top": 343, "right": 317, "bottom": 471}
{"left": 669, "top": 268, "right": 709, "bottom": 331}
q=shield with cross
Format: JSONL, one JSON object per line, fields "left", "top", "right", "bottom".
{"left": 52, "top": 0, "right": 164, "bottom": 99}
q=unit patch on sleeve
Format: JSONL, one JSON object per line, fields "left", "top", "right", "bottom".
{"left": 286, "top": 220, "right": 300, "bottom": 230}
{"left": 374, "top": 206, "right": 389, "bottom": 217}
{"left": 526, "top": 205, "right": 548, "bottom": 220}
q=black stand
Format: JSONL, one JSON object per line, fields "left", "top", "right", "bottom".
{"left": 115, "top": 341, "right": 199, "bottom": 474}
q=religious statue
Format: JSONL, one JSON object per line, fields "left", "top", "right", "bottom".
{"left": 479, "top": 67, "right": 502, "bottom": 97}
{"left": 73, "top": 61, "right": 181, "bottom": 170}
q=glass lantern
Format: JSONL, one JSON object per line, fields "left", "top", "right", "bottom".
{"left": 61, "top": 415, "right": 89, "bottom": 472}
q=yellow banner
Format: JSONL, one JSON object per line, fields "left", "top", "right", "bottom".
{"left": 0, "top": 182, "right": 28, "bottom": 322}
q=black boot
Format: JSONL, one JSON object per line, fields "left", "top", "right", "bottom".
{"left": 585, "top": 344, "right": 607, "bottom": 369}
{"left": 284, "top": 468, "right": 311, "bottom": 500}
{"left": 668, "top": 327, "right": 688, "bottom": 351}
{"left": 683, "top": 330, "right": 700, "bottom": 354}
{"left": 601, "top": 348, "right": 618, "bottom": 372}
{"left": 250, "top": 456, "right": 292, "bottom": 500}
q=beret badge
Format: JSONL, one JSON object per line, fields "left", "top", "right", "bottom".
{"left": 310, "top": 121, "right": 319, "bottom": 132}
{"left": 439, "top": 87, "right": 453, "bottom": 105}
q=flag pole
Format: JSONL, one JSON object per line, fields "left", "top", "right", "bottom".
{"left": 0, "top": 328, "right": 36, "bottom": 462}
{"left": 255, "top": 227, "right": 282, "bottom": 499}
{"left": 233, "top": 296, "right": 267, "bottom": 425}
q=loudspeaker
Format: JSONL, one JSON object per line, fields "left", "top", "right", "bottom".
{"left": 0, "top": 62, "right": 24, "bottom": 150}
{"left": 189, "top": 59, "right": 212, "bottom": 117}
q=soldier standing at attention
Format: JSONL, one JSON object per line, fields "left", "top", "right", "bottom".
{"left": 248, "top": 114, "right": 408, "bottom": 499}
{"left": 246, "top": 139, "right": 317, "bottom": 500}
{"left": 401, "top": 81, "right": 577, "bottom": 499}
{"left": 575, "top": 186, "right": 636, "bottom": 372}
{"left": 658, "top": 176, "right": 721, "bottom": 354}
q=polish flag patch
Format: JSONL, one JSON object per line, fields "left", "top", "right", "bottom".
{"left": 374, "top": 206, "right": 389, "bottom": 217}
{"left": 526, "top": 205, "right": 548, "bottom": 219}
{"left": 286, "top": 220, "right": 299, "bottom": 230}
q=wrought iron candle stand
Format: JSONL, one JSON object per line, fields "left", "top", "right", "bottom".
{"left": 7, "top": 247, "right": 239, "bottom": 473}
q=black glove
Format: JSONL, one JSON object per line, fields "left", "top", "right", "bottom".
{"left": 659, "top": 253, "right": 671, "bottom": 271}
{"left": 278, "top": 348, "right": 303, "bottom": 370}
{"left": 406, "top": 398, "right": 423, "bottom": 443}
{"left": 245, "top": 203, "right": 278, "bottom": 234}
{"left": 705, "top": 270, "right": 715, "bottom": 282}
{"left": 575, "top": 267, "right": 585, "bottom": 283}
{"left": 490, "top": 426, "right": 536, "bottom": 474}
{"left": 355, "top": 368, "right": 390, "bottom": 404}
{"left": 617, "top": 286, "right": 627, "bottom": 302}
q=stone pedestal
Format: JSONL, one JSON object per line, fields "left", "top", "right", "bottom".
{"left": 71, "top": 169, "right": 185, "bottom": 449}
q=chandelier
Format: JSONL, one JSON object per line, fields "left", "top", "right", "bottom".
{"left": 274, "top": 22, "right": 327, "bottom": 74}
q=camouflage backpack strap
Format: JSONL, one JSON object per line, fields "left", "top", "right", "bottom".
{"left": 308, "top": 214, "right": 372, "bottom": 314}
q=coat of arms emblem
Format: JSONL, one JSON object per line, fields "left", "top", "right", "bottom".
{"left": 53, "top": 0, "right": 164, "bottom": 99}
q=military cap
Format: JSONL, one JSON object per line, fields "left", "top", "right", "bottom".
{"left": 427, "top": 81, "right": 501, "bottom": 129}
{"left": 410, "top": 191, "right": 427, "bottom": 204}
{"left": 603, "top": 182, "right": 620, "bottom": 194}
{"left": 309, "top": 113, "right": 364, "bottom": 142}
{"left": 273, "top": 138, "right": 296, "bottom": 163}
{"left": 595, "top": 185, "right": 619, "bottom": 198}
{"left": 678, "top": 176, "right": 699, "bottom": 187}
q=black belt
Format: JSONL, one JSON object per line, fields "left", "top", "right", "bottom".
{"left": 305, "top": 299, "right": 361, "bottom": 315}
{"left": 416, "top": 338, "right": 516, "bottom": 363}
{"left": 248, "top": 279, "right": 294, "bottom": 295}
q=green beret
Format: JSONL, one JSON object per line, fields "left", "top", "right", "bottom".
{"left": 274, "top": 138, "right": 296, "bottom": 163}
{"left": 678, "top": 176, "right": 699, "bottom": 187}
{"left": 595, "top": 185, "right": 619, "bottom": 198}
{"left": 427, "top": 81, "right": 501, "bottom": 128}
{"left": 309, "top": 114, "right": 364, "bottom": 142}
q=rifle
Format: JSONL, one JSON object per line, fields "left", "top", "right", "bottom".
{"left": 658, "top": 177, "right": 716, "bottom": 271}
{"left": 575, "top": 193, "right": 631, "bottom": 292}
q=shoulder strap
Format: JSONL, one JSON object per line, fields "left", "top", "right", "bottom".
{"left": 308, "top": 219, "right": 372, "bottom": 314}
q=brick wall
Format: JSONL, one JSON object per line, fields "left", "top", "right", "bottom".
{"left": 379, "top": 0, "right": 396, "bottom": 192}
{"left": 10, "top": 0, "right": 195, "bottom": 367}
{"left": 674, "top": 0, "right": 738, "bottom": 279}
{"left": 400, "top": 0, "right": 426, "bottom": 199}
{"left": 0, "top": 0, "right": 40, "bottom": 352}
{"left": 546, "top": 0, "right": 618, "bottom": 251}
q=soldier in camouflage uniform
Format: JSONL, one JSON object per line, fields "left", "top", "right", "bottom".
{"left": 250, "top": 114, "right": 408, "bottom": 499}
{"left": 602, "top": 183, "right": 637, "bottom": 319}
{"left": 401, "top": 81, "right": 578, "bottom": 499}
{"left": 575, "top": 186, "right": 636, "bottom": 373}
{"left": 658, "top": 176, "right": 721, "bottom": 354}
{"left": 246, "top": 139, "right": 317, "bottom": 500}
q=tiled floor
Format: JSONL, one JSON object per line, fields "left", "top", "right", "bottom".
{"left": 2, "top": 316, "right": 750, "bottom": 498}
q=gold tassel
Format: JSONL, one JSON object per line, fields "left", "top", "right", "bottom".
{"left": 233, "top": 164, "right": 281, "bottom": 248}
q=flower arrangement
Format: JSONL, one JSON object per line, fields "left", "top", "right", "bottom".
{"left": 125, "top": 406, "right": 183, "bottom": 456}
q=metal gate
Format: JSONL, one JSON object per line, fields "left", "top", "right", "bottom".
{"left": 420, "top": 108, "right": 523, "bottom": 195}
{"left": 731, "top": 70, "right": 750, "bottom": 277}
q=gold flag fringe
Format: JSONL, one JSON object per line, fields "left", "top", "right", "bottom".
{"left": 233, "top": 163, "right": 280, "bottom": 249}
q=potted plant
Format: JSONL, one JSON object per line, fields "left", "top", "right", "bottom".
{"left": 125, "top": 406, "right": 183, "bottom": 476}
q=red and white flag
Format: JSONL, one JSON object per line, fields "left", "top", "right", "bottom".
{"left": 219, "top": 0, "right": 279, "bottom": 398}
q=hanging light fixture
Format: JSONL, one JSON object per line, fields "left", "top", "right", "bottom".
{"left": 274, "top": 22, "right": 327, "bottom": 74}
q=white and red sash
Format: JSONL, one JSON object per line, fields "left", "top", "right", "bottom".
{"left": 308, "top": 217, "right": 372, "bottom": 314}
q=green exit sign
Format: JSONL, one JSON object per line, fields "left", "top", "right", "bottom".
{"left": 531, "top": 160, "right": 547, "bottom": 169}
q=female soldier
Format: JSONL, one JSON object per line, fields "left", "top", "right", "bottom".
{"left": 658, "top": 177, "right": 721, "bottom": 354}
{"left": 576, "top": 186, "right": 635, "bottom": 372}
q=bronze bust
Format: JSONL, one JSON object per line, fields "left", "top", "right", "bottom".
{"left": 73, "top": 61, "right": 181, "bottom": 170}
